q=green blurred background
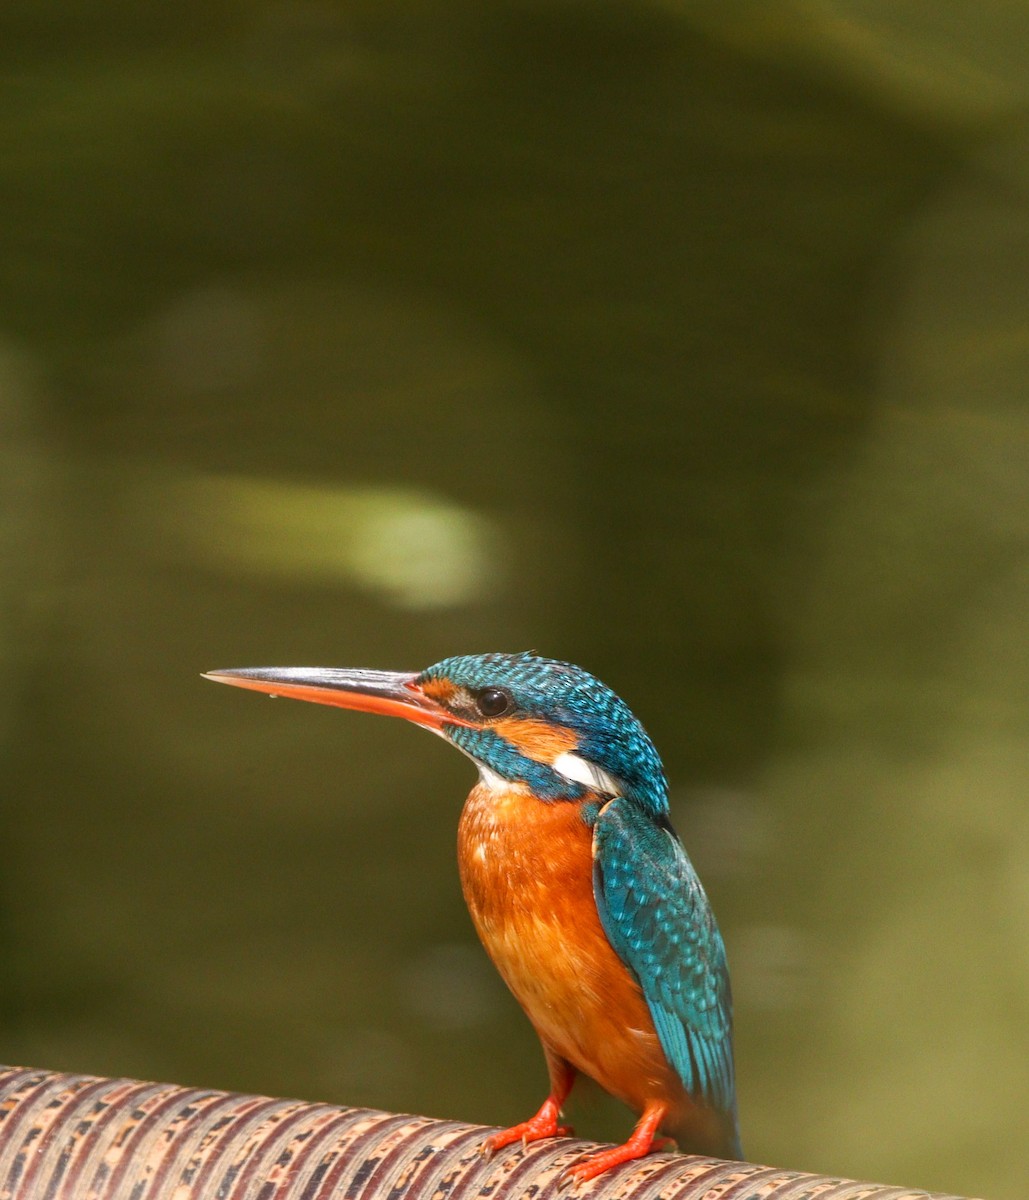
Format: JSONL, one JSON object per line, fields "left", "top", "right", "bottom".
{"left": 2, "top": 2, "right": 1027, "bottom": 1196}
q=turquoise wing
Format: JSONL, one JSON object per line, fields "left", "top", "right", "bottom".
{"left": 592, "top": 797, "right": 738, "bottom": 1124}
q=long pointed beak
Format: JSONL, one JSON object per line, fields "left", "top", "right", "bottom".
{"left": 203, "top": 666, "right": 460, "bottom": 731}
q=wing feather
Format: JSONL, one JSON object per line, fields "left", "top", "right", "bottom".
{"left": 592, "top": 797, "right": 737, "bottom": 1120}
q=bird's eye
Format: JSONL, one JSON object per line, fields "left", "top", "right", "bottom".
{"left": 475, "top": 687, "right": 511, "bottom": 718}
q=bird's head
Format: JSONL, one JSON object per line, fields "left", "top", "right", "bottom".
{"left": 205, "top": 651, "right": 668, "bottom": 813}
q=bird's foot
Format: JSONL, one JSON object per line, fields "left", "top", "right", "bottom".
{"left": 558, "top": 1103, "right": 667, "bottom": 1188}
{"left": 482, "top": 1096, "right": 573, "bottom": 1158}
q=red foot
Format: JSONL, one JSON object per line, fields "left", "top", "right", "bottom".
{"left": 559, "top": 1104, "right": 668, "bottom": 1188}
{"left": 483, "top": 1095, "right": 573, "bottom": 1156}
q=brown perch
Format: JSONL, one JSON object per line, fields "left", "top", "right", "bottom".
{"left": 0, "top": 1065, "right": 972, "bottom": 1200}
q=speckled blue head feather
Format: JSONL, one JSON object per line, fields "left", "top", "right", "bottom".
{"left": 418, "top": 652, "right": 669, "bottom": 816}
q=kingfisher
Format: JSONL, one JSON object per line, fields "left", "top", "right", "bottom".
{"left": 204, "top": 652, "right": 742, "bottom": 1183}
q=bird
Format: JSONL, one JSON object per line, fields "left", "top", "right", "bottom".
{"left": 204, "top": 651, "right": 742, "bottom": 1183}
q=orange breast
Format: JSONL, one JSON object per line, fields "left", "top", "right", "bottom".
{"left": 457, "top": 780, "right": 687, "bottom": 1120}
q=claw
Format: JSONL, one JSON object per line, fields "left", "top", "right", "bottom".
{"left": 482, "top": 1095, "right": 573, "bottom": 1157}
{"left": 557, "top": 1101, "right": 669, "bottom": 1187}
{"left": 557, "top": 1164, "right": 581, "bottom": 1191}
{"left": 558, "top": 1147, "right": 621, "bottom": 1191}
{"left": 559, "top": 1147, "right": 641, "bottom": 1189}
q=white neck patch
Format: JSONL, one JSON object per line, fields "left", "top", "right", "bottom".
{"left": 551, "top": 751, "right": 621, "bottom": 798}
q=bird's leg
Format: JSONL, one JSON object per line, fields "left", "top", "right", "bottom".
{"left": 482, "top": 1053, "right": 576, "bottom": 1156}
{"left": 559, "top": 1100, "right": 669, "bottom": 1187}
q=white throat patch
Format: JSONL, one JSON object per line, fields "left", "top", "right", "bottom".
{"left": 475, "top": 763, "right": 513, "bottom": 794}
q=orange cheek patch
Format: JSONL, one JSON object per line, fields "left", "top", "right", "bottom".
{"left": 420, "top": 678, "right": 459, "bottom": 704}
{"left": 494, "top": 717, "right": 577, "bottom": 763}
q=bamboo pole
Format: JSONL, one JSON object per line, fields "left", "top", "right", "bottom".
{"left": 0, "top": 1065, "right": 969, "bottom": 1200}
